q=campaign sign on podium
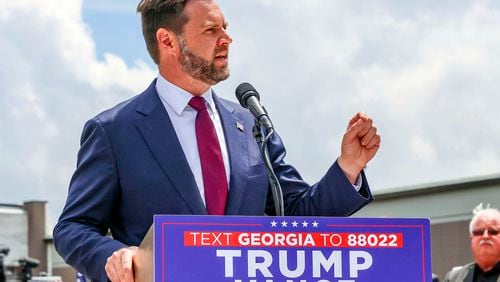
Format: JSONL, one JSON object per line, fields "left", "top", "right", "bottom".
{"left": 147, "top": 215, "right": 431, "bottom": 282}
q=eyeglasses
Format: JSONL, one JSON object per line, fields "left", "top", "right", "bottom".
{"left": 472, "top": 228, "right": 499, "bottom": 236}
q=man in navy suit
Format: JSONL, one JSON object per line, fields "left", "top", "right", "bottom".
{"left": 53, "top": 0, "right": 381, "bottom": 281}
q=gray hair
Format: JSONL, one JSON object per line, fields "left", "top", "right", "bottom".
{"left": 469, "top": 207, "right": 500, "bottom": 235}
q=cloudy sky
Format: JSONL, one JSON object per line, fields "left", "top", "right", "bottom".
{"left": 1, "top": 0, "right": 500, "bottom": 224}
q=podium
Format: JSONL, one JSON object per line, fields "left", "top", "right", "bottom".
{"left": 134, "top": 215, "right": 432, "bottom": 282}
{"left": 134, "top": 225, "right": 154, "bottom": 282}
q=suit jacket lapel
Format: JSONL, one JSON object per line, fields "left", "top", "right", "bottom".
{"left": 214, "top": 94, "right": 249, "bottom": 215}
{"left": 135, "top": 81, "right": 207, "bottom": 215}
{"left": 463, "top": 263, "right": 475, "bottom": 282}
{"left": 463, "top": 263, "right": 500, "bottom": 282}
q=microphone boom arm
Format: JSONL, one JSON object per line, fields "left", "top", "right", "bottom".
{"left": 253, "top": 121, "right": 284, "bottom": 216}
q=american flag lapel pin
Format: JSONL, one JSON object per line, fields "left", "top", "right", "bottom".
{"left": 236, "top": 121, "right": 244, "bottom": 132}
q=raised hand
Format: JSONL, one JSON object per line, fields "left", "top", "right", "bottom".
{"left": 338, "top": 112, "right": 381, "bottom": 184}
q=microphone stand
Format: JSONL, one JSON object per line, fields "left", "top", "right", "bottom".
{"left": 252, "top": 121, "right": 284, "bottom": 216}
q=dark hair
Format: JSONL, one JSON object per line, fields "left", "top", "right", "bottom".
{"left": 137, "top": 0, "right": 190, "bottom": 64}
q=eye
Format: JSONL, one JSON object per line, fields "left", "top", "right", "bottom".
{"left": 205, "top": 27, "right": 216, "bottom": 34}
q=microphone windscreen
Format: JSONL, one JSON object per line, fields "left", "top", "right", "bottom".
{"left": 235, "top": 82, "right": 260, "bottom": 108}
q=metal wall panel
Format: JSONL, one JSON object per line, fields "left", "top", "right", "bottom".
{"left": 0, "top": 206, "right": 28, "bottom": 266}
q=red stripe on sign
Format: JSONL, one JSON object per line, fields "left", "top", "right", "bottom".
{"left": 183, "top": 231, "right": 403, "bottom": 248}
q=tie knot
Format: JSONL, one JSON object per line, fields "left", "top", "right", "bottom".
{"left": 189, "top": 96, "right": 207, "bottom": 112}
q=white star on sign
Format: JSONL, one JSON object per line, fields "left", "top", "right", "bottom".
{"left": 292, "top": 221, "right": 298, "bottom": 227}
{"left": 281, "top": 220, "right": 288, "bottom": 227}
{"left": 302, "top": 221, "right": 309, "bottom": 227}
{"left": 271, "top": 220, "right": 277, "bottom": 227}
{"left": 312, "top": 221, "right": 319, "bottom": 228}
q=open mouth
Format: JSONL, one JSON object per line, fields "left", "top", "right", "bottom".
{"left": 214, "top": 54, "right": 228, "bottom": 65}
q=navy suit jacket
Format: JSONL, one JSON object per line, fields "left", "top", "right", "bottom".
{"left": 53, "top": 80, "right": 373, "bottom": 281}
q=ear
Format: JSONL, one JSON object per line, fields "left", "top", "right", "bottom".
{"left": 156, "top": 28, "right": 179, "bottom": 56}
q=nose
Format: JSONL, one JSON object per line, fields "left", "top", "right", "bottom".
{"left": 481, "top": 229, "right": 495, "bottom": 237}
{"left": 219, "top": 29, "right": 233, "bottom": 46}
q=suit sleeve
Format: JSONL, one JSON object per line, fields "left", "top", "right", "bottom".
{"left": 442, "top": 264, "right": 470, "bottom": 282}
{"left": 264, "top": 130, "right": 373, "bottom": 216}
{"left": 53, "top": 118, "right": 126, "bottom": 282}
{"left": 442, "top": 270, "right": 451, "bottom": 282}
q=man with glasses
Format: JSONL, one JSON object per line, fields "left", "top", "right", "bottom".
{"left": 444, "top": 207, "right": 500, "bottom": 282}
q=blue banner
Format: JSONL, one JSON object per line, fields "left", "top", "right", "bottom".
{"left": 153, "top": 215, "right": 431, "bottom": 282}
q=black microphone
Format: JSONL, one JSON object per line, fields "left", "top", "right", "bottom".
{"left": 235, "top": 83, "right": 273, "bottom": 130}
{"left": 235, "top": 82, "right": 284, "bottom": 216}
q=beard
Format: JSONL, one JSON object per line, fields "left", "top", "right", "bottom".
{"left": 178, "top": 37, "right": 230, "bottom": 85}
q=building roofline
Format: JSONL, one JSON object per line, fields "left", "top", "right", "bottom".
{"left": 23, "top": 200, "right": 48, "bottom": 204}
{"left": 373, "top": 173, "right": 500, "bottom": 200}
{"left": 0, "top": 203, "right": 24, "bottom": 209}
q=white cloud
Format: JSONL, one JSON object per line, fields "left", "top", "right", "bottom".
{"left": 1, "top": 0, "right": 500, "bottom": 224}
{"left": 217, "top": 0, "right": 500, "bottom": 189}
{"left": 0, "top": 0, "right": 155, "bottom": 223}
{"left": 410, "top": 135, "right": 436, "bottom": 161}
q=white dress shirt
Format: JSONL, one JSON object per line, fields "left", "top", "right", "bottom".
{"left": 155, "top": 75, "right": 230, "bottom": 205}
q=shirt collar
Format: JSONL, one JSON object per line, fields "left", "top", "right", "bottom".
{"left": 155, "top": 74, "right": 215, "bottom": 116}
{"left": 494, "top": 261, "right": 500, "bottom": 272}
{"left": 474, "top": 261, "right": 500, "bottom": 274}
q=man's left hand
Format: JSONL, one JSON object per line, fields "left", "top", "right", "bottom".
{"left": 338, "top": 112, "right": 381, "bottom": 184}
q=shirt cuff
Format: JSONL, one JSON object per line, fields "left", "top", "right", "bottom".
{"left": 352, "top": 174, "right": 362, "bottom": 192}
